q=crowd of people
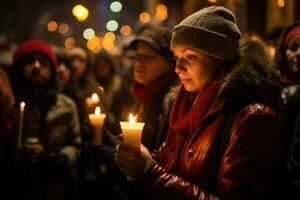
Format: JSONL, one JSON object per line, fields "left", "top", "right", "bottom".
{"left": 1, "top": 5, "right": 300, "bottom": 200}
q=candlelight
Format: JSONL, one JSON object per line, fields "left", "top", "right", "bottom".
{"left": 91, "top": 93, "right": 99, "bottom": 102}
{"left": 129, "top": 113, "right": 137, "bottom": 124}
{"left": 20, "top": 102, "right": 25, "bottom": 111}
{"left": 95, "top": 106, "right": 101, "bottom": 115}
{"left": 88, "top": 106, "right": 106, "bottom": 145}
{"left": 17, "top": 101, "right": 26, "bottom": 149}
{"left": 120, "top": 113, "right": 144, "bottom": 148}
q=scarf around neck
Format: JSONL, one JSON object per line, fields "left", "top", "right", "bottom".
{"left": 130, "top": 70, "right": 177, "bottom": 103}
{"left": 169, "top": 78, "right": 225, "bottom": 137}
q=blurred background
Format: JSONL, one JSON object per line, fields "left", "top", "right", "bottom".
{"left": 0, "top": 0, "right": 300, "bottom": 55}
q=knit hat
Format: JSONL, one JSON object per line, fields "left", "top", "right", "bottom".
{"left": 129, "top": 24, "right": 174, "bottom": 64}
{"left": 67, "top": 46, "right": 88, "bottom": 61}
{"left": 171, "top": 6, "right": 242, "bottom": 61}
{"left": 13, "top": 39, "right": 57, "bottom": 67}
{"left": 283, "top": 26, "right": 300, "bottom": 48}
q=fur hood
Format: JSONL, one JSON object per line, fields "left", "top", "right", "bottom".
{"left": 165, "top": 40, "right": 281, "bottom": 113}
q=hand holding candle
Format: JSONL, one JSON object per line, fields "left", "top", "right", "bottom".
{"left": 88, "top": 106, "right": 106, "bottom": 145}
{"left": 17, "top": 101, "right": 25, "bottom": 149}
{"left": 120, "top": 113, "right": 145, "bottom": 149}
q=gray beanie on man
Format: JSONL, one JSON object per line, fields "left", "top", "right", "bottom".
{"left": 171, "top": 6, "right": 242, "bottom": 61}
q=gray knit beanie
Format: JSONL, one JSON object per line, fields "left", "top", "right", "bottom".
{"left": 171, "top": 6, "right": 242, "bottom": 61}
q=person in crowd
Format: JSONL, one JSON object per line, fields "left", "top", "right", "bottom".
{"left": 92, "top": 51, "right": 122, "bottom": 111}
{"left": 8, "top": 39, "right": 81, "bottom": 200}
{"left": 115, "top": 6, "right": 286, "bottom": 199}
{"left": 67, "top": 45, "right": 101, "bottom": 101}
{"left": 121, "top": 24, "right": 178, "bottom": 153}
{"left": 274, "top": 21, "right": 300, "bottom": 194}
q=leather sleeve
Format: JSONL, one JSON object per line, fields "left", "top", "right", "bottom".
{"left": 141, "top": 107, "right": 285, "bottom": 200}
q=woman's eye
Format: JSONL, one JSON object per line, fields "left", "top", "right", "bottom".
{"left": 186, "top": 55, "right": 196, "bottom": 61}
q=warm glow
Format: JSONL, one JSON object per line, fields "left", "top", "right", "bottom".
{"left": 250, "top": 34, "right": 262, "bottom": 41}
{"left": 129, "top": 113, "right": 137, "bottom": 124}
{"left": 268, "top": 46, "right": 276, "bottom": 59}
{"left": 72, "top": 4, "right": 89, "bottom": 22}
{"left": 83, "top": 28, "right": 95, "bottom": 40}
{"left": 95, "top": 106, "right": 101, "bottom": 116}
{"left": 58, "top": 23, "right": 69, "bottom": 34}
{"left": 91, "top": 93, "right": 99, "bottom": 102}
{"left": 208, "top": 0, "right": 217, "bottom": 3}
{"left": 277, "top": 0, "right": 285, "bottom": 7}
{"left": 102, "top": 40, "right": 114, "bottom": 51}
{"left": 155, "top": 4, "right": 168, "bottom": 21}
{"left": 47, "top": 21, "right": 58, "bottom": 32}
{"left": 120, "top": 25, "right": 132, "bottom": 36}
{"left": 156, "top": 4, "right": 167, "bottom": 14}
{"left": 65, "top": 37, "right": 75, "bottom": 49}
{"left": 139, "top": 12, "right": 151, "bottom": 23}
{"left": 20, "top": 102, "right": 25, "bottom": 111}
{"left": 87, "top": 36, "right": 102, "bottom": 52}
{"left": 104, "top": 32, "right": 116, "bottom": 42}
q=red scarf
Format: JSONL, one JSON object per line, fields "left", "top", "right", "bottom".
{"left": 169, "top": 78, "right": 225, "bottom": 137}
{"left": 130, "top": 70, "right": 177, "bottom": 103}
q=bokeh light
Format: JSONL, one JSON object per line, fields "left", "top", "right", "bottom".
{"left": 110, "top": 1, "right": 122, "bottom": 12}
{"left": 65, "top": 37, "right": 75, "bottom": 49}
{"left": 106, "top": 20, "right": 119, "bottom": 31}
{"left": 155, "top": 4, "right": 168, "bottom": 21}
{"left": 104, "top": 32, "right": 116, "bottom": 42}
{"left": 277, "top": 0, "right": 285, "bottom": 7}
{"left": 47, "top": 21, "right": 58, "bottom": 32}
{"left": 83, "top": 28, "right": 95, "bottom": 40}
{"left": 72, "top": 4, "right": 89, "bottom": 22}
{"left": 58, "top": 23, "right": 69, "bottom": 34}
{"left": 120, "top": 25, "right": 132, "bottom": 36}
{"left": 139, "top": 12, "right": 151, "bottom": 23}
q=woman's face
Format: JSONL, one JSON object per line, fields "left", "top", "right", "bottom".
{"left": 71, "top": 56, "right": 87, "bottom": 80}
{"left": 133, "top": 43, "right": 170, "bottom": 86}
{"left": 172, "top": 45, "right": 220, "bottom": 93}
{"left": 285, "top": 35, "right": 300, "bottom": 76}
{"left": 57, "top": 63, "right": 71, "bottom": 86}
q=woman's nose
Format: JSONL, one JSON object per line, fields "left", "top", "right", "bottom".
{"left": 175, "top": 61, "right": 186, "bottom": 74}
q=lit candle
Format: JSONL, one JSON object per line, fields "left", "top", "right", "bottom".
{"left": 88, "top": 106, "right": 106, "bottom": 145}
{"left": 17, "top": 102, "right": 25, "bottom": 149}
{"left": 120, "top": 113, "right": 145, "bottom": 149}
{"left": 86, "top": 93, "right": 100, "bottom": 108}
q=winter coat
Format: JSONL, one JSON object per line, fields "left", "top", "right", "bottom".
{"left": 138, "top": 40, "right": 286, "bottom": 200}
{"left": 8, "top": 60, "right": 81, "bottom": 200}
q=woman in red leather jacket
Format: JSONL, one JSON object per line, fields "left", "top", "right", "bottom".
{"left": 115, "top": 6, "right": 287, "bottom": 200}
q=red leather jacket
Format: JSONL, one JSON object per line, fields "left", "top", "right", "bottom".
{"left": 138, "top": 41, "right": 286, "bottom": 200}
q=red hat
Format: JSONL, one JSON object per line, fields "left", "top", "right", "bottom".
{"left": 283, "top": 26, "right": 300, "bottom": 48}
{"left": 13, "top": 39, "right": 57, "bottom": 68}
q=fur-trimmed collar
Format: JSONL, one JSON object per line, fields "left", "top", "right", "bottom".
{"left": 164, "top": 40, "right": 281, "bottom": 113}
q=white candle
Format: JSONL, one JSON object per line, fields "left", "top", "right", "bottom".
{"left": 120, "top": 113, "right": 145, "bottom": 149}
{"left": 88, "top": 106, "right": 106, "bottom": 145}
{"left": 17, "top": 102, "right": 25, "bottom": 149}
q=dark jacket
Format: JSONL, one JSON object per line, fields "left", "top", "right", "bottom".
{"left": 8, "top": 59, "right": 81, "bottom": 200}
{"left": 139, "top": 41, "right": 286, "bottom": 200}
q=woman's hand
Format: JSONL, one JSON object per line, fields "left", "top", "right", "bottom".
{"left": 114, "top": 135, "right": 156, "bottom": 180}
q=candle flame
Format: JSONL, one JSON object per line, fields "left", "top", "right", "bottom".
{"left": 20, "top": 102, "right": 25, "bottom": 108}
{"left": 95, "top": 106, "right": 101, "bottom": 116}
{"left": 91, "top": 93, "right": 99, "bottom": 101}
{"left": 129, "top": 113, "right": 137, "bottom": 124}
